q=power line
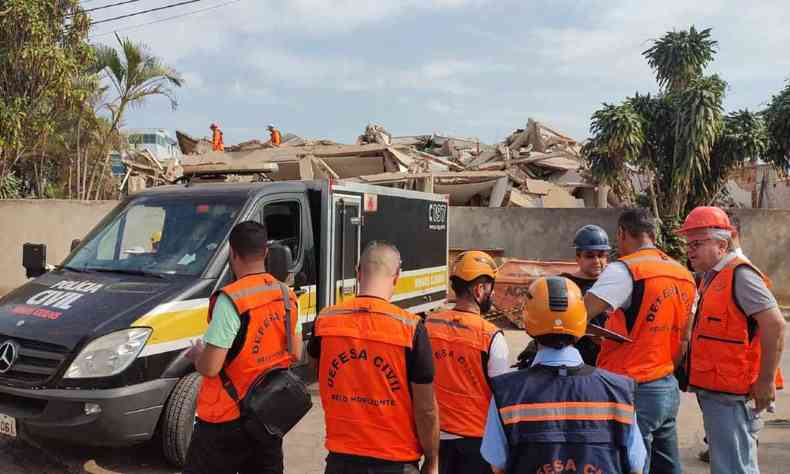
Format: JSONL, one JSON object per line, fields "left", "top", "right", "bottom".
{"left": 90, "top": 0, "right": 203, "bottom": 25}
{"left": 90, "top": 0, "right": 244, "bottom": 38}
{"left": 84, "top": 0, "right": 143, "bottom": 14}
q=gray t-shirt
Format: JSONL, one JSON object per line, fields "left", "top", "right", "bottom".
{"left": 703, "top": 265, "right": 777, "bottom": 317}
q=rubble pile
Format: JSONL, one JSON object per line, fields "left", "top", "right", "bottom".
{"left": 169, "top": 118, "right": 602, "bottom": 208}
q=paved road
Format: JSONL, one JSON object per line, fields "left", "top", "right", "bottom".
{"left": 2, "top": 326, "right": 789, "bottom": 473}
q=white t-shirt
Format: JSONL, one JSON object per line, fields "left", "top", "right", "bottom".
{"left": 440, "top": 331, "right": 510, "bottom": 440}
{"left": 588, "top": 261, "right": 634, "bottom": 311}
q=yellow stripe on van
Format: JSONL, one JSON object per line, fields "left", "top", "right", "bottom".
{"left": 133, "top": 289, "right": 319, "bottom": 357}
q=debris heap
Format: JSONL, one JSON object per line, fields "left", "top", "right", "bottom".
{"left": 169, "top": 118, "right": 601, "bottom": 208}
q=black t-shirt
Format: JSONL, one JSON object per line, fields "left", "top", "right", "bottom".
{"left": 559, "top": 272, "right": 597, "bottom": 295}
{"left": 307, "top": 311, "right": 434, "bottom": 384}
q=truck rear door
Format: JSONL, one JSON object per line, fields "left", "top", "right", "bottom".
{"left": 330, "top": 194, "right": 362, "bottom": 305}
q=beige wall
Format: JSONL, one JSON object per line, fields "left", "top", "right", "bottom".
{"left": 450, "top": 207, "right": 790, "bottom": 306}
{"left": 0, "top": 200, "right": 119, "bottom": 295}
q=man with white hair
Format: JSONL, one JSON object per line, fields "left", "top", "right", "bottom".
{"left": 678, "top": 206, "right": 785, "bottom": 474}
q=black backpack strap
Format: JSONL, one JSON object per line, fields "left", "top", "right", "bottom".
{"left": 220, "top": 282, "right": 293, "bottom": 405}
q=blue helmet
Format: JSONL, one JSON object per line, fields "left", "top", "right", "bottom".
{"left": 573, "top": 224, "right": 611, "bottom": 251}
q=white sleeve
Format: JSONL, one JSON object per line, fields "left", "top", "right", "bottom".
{"left": 587, "top": 262, "right": 634, "bottom": 311}
{"left": 487, "top": 331, "right": 511, "bottom": 378}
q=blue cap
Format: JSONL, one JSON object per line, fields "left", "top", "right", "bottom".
{"left": 573, "top": 224, "right": 611, "bottom": 251}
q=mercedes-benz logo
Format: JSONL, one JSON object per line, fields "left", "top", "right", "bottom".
{"left": 0, "top": 340, "right": 20, "bottom": 374}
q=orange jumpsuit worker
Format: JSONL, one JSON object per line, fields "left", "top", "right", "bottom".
{"left": 583, "top": 208, "right": 696, "bottom": 474}
{"left": 678, "top": 207, "right": 785, "bottom": 474}
{"left": 425, "top": 251, "right": 509, "bottom": 474}
{"left": 308, "top": 241, "right": 440, "bottom": 474}
{"left": 184, "top": 221, "right": 301, "bottom": 474}
{"left": 210, "top": 123, "right": 224, "bottom": 151}
{"left": 267, "top": 124, "right": 282, "bottom": 146}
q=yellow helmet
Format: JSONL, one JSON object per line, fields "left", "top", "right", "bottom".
{"left": 451, "top": 250, "right": 497, "bottom": 282}
{"left": 150, "top": 231, "right": 162, "bottom": 244}
{"left": 523, "top": 276, "right": 587, "bottom": 339}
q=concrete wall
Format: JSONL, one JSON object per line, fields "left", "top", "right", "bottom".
{"left": 0, "top": 200, "right": 119, "bottom": 295}
{"left": 450, "top": 207, "right": 790, "bottom": 305}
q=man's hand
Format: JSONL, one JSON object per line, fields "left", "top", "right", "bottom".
{"left": 420, "top": 456, "right": 438, "bottom": 474}
{"left": 749, "top": 377, "right": 776, "bottom": 413}
{"left": 186, "top": 339, "right": 205, "bottom": 362}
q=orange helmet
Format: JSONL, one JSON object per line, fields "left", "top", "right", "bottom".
{"left": 451, "top": 250, "right": 497, "bottom": 282}
{"left": 523, "top": 276, "right": 587, "bottom": 339}
{"left": 677, "top": 206, "right": 733, "bottom": 235}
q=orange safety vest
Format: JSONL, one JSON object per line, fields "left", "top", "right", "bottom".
{"left": 425, "top": 309, "right": 500, "bottom": 438}
{"left": 315, "top": 296, "right": 422, "bottom": 462}
{"left": 271, "top": 129, "right": 281, "bottom": 146}
{"left": 196, "top": 273, "right": 297, "bottom": 423}
{"left": 598, "top": 248, "right": 697, "bottom": 383}
{"left": 689, "top": 257, "right": 784, "bottom": 395}
{"left": 212, "top": 129, "right": 224, "bottom": 151}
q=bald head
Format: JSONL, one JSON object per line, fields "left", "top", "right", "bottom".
{"left": 357, "top": 241, "right": 401, "bottom": 300}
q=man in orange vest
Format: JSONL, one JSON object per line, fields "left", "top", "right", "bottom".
{"left": 210, "top": 123, "right": 224, "bottom": 152}
{"left": 308, "top": 241, "right": 439, "bottom": 474}
{"left": 678, "top": 207, "right": 785, "bottom": 474}
{"left": 584, "top": 209, "right": 696, "bottom": 474}
{"left": 184, "top": 221, "right": 300, "bottom": 474}
{"left": 267, "top": 124, "right": 282, "bottom": 147}
{"left": 425, "top": 251, "right": 509, "bottom": 474}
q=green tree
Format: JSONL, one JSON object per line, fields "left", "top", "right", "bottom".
{"left": 583, "top": 27, "right": 787, "bottom": 255}
{"left": 0, "top": 0, "right": 93, "bottom": 197}
{"left": 763, "top": 81, "right": 790, "bottom": 174}
{"left": 86, "top": 34, "right": 183, "bottom": 199}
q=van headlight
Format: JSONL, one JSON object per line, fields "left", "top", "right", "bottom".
{"left": 64, "top": 328, "right": 152, "bottom": 379}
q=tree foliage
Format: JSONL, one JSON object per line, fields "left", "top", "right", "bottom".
{"left": 583, "top": 26, "right": 789, "bottom": 257}
{"left": 0, "top": 2, "right": 182, "bottom": 200}
{"left": 0, "top": 0, "right": 92, "bottom": 196}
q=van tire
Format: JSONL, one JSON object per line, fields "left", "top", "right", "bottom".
{"left": 161, "top": 372, "right": 201, "bottom": 467}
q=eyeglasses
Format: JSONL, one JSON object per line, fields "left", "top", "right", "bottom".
{"left": 685, "top": 239, "right": 713, "bottom": 251}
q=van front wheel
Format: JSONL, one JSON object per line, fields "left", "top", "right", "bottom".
{"left": 161, "top": 372, "right": 201, "bottom": 467}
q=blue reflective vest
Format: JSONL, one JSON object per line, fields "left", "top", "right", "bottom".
{"left": 491, "top": 364, "right": 636, "bottom": 474}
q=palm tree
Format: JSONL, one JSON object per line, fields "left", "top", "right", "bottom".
{"left": 87, "top": 33, "right": 183, "bottom": 199}
{"left": 582, "top": 26, "right": 773, "bottom": 255}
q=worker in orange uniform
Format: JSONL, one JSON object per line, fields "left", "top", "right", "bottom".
{"left": 268, "top": 124, "right": 282, "bottom": 147}
{"left": 481, "top": 276, "right": 646, "bottom": 473}
{"left": 425, "top": 251, "right": 509, "bottom": 474}
{"left": 210, "top": 123, "right": 224, "bottom": 151}
{"left": 678, "top": 207, "right": 785, "bottom": 474}
{"left": 308, "top": 241, "right": 440, "bottom": 474}
{"left": 184, "top": 221, "right": 300, "bottom": 474}
{"left": 583, "top": 209, "right": 696, "bottom": 474}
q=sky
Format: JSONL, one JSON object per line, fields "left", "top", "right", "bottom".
{"left": 86, "top": 0, "right": 790, "bottom": 146}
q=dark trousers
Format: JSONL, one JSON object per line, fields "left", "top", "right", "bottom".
{"left": 183, "top": 418, "right": 284, "bottom": 474}
{"left": 439, "top": 438, "right": 490, "bottom": 474}
{"left": 324, "top": 452, "right": 419, "bottom": 474}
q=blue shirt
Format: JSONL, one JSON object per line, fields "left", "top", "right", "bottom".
{"left": 480, "top": 346, "right": 647, "bottom": 472}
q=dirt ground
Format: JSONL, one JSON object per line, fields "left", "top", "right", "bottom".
{"left": 1, "top": 326, "right": 789, "bottom": 474}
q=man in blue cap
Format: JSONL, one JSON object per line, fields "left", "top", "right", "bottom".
{"left": 516, "top": 224, "right": 611, "bottom": 368}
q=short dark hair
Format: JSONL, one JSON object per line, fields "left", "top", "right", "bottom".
{"left": 618, "top": 209, "right": 656, "bottom": 240}
{"left": 535, "top": 334, "right": 577, "bottom": 349}
{"left": 229, "top": 221, "right": 268, "bottom": 259}
{"left": 451, "top": 275, "right": 494, "bottom": 299}
{"left": 725, "top": 209, "right": 741, "bottom": 234}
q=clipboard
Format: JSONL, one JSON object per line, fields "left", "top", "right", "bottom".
{"left": 586, "top": 323, "right": 632, "bottom": 343}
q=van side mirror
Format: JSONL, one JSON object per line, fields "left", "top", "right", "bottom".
{"left": 23, "top": 243, "right": 47, "bottom": 279}
{"left": 266, "top": 244, "right": 293, "bottom": 283}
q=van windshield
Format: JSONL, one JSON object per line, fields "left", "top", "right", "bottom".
{"left": 64, "top": 194, "right": 246, "bottom": 276}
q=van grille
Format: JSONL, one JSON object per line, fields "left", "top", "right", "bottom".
{"left": 0, "top": 336, "right": 69, "bottom": 386}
